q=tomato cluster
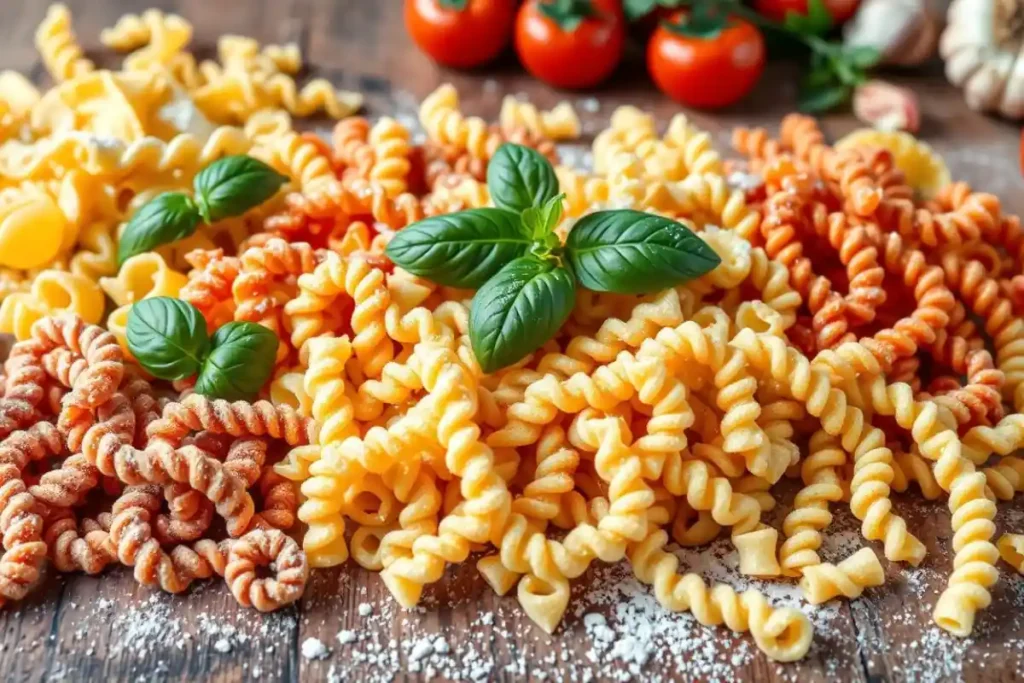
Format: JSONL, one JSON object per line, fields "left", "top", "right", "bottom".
{"left": 405, "top": 1, "right": 858, "bottom": 110}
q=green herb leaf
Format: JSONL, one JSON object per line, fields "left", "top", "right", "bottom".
{"left": 470, "top": 257, "right": 575, "bottom": 373}
{"left": 843, "top": 45, "right": 881, "bottom": 70}
{"left": 126, "top": 297, "right": 209, "bottom": 380}
{"left": 193, "top": 155, "right": 289, "bottom": 223}
{"left": 487, "top": 143, "right": 560, "bottom": 213}
{"left": 385, "top": 208, "right": 532, "bottom": 289}
{"left": 565, "top": 210, "right": 721, "bottom": 294}
{"left": 521, "top": 194, "right": 565, "bottom": 240}
{"left": 194, "top": 322, "right": 279, "bottom": 401}
{"left": 437, "top": 0, "right": 469, "bottom": 9}
{"left": 798, "top": 83, "right": 851, "bottom": 112}
{"left": 783, "top": 0, "right": 832, "bottom": 36}
{"left": 117, "top": 192, "right": 201, "bottom": 266}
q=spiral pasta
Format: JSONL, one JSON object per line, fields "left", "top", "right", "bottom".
{"left": 3, "top": 18, "right": 1024, "bottom": 666}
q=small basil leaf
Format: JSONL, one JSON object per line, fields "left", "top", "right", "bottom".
{"left": 565, "top": 210, "right": 721, "bottom": 294}
{"left": 194, "top": 322, "right": 279, "bottom": 401}
{"left": 117, "top": 192, "right": 201, "bottom": 266}
{"left": 126, "top": 297, "right": 209, "bottom": 380}
{"left": 798, "top": 83, "right": 850, "bottom": 113}
{"left": 522, "top": 193, "right": 565, "bottom": 240}
{"left": 385, "top": 208, "right": 531, "bottom": 288}
{"left": 486, "top": 143, "right": 559, "bottom": 213}
{"left": 470, "top": 257, "right": 575, "bottom": 373}
{"left": 844, "top": 45, "right": 881, "bottom": 70}
{"left": 193, "top": 155, "right": 289, "bottom": 223}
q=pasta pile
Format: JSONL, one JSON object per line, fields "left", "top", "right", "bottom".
{"left": 0, "top": 2, "right": 1022, "bottom": 667}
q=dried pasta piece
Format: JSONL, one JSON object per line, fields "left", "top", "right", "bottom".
{"left": 835, "top": 129, "right": 951, "bottom": 199}
{"left": 35, "top": 4, "right": 94, "bottom": 83}
{"left": 800, "top": 547, "right": 885, "bottom": 604}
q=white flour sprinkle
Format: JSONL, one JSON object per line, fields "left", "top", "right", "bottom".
{"left": 301, "top": 637, "right": 330, "bottom": 660}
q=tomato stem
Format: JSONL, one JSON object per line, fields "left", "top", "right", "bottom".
{"left": 537, "top": 0, "right": 602, "bottom": 33}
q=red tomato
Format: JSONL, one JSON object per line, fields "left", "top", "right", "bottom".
{"left": 647, "top": 13, "right": 765, "bottom": 110}
{"left": 405, "top": 0, "right": 515, "bottom": 68}
{"left": 514, "top": 0, "right": 625, "bottom": 89}
{"left": 753, "top": 0, "right": 860, "bottom": 25}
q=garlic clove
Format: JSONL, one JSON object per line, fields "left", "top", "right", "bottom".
{"left": 844, "top": 0, "right": 946, "bottom": 67}
{"left": 853, "top": 80, "right": 922, "bottom": 133}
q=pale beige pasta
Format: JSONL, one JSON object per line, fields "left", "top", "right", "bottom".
{"left": 499, "top": 96, "right": 581, "bottom": 141}
{"left": 36, "top": 4, "right": 94, "bottom": 83}
{"left": 99, "top": 253, "right": 187, "bottom": 306}
{"left": 997, "top": 533, "right": 1024, "bottom": 573}
{"left": 733, "top": 527, "right": 782, "bottom": 577}
{"left": 800, "top": 548, "right": 884, "bottom": 604}
{"left": 270, "top": 371, "right": 313, "bottom": 416}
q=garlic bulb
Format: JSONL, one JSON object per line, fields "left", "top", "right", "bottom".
{"left": 844, "top": 0, "right": 950, "bottom": 67}
{"left": 940, "top": 0, "right": 1024, "bottom": 118}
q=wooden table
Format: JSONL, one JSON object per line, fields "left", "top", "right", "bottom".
{"left": 2, "top": 1, "right": 1024, "bottom": 681}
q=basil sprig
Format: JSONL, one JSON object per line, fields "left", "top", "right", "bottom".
{"left": 127, "top": 297, "right": 278, "bottom": 401}
{"left": 385, "top": 142, "right": 721, "bottom": 372}
{"left": 118, "top": 155, "right": 288, "bottom": 265}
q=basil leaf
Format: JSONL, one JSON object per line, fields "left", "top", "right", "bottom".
{"left": 521, "top": 194, "right": 565, "bottom": 240}
{"left": 437, "top": 0, "right": 468, "bottom": 8}
{"left": 117, "top": 192, "right": 201, "bottom": 266}
{"left": 798, "top": 83, "right": 850, "bottom": 113}
{"left": 565, "top": 210, "right": 721, "bottom": 294}
{"left": 194, "top": 322, "right": 278, "bottom": 401}
{"left": 385, "top": 208, "right": 531, "bottom": 288}
{"left": 193, "top": 155, "right": 289, "bottom": 223}
{"left": 844, "top": 45, "right": 881, "bottom": 70}
{"left": 486, "top": 143, "right": 559, "bottom": 213}
{"left": 470, "top": 257, "right": 575, "bottom": 373}
{"left": 126, "top": 297, "right": 209, "bottom": 380}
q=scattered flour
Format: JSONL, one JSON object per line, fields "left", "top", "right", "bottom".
{"left": 301, "top": 637, "right": 330, "bottom": 660}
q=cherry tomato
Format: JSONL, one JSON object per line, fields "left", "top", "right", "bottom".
{"left": 514, "top": 0, "right": 625, "bottom": 89}
{"left": 405, "top": 0, "right": 515, "bottom": 68}
{"left": 647, "top": 13, "right": 765, "bottom": 110}
{"left": 753, "top": 0, "right": 860, "bottom": 25}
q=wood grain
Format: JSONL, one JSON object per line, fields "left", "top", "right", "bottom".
{"left": 2, "top": 1, "right": 1024, "bottom": 681}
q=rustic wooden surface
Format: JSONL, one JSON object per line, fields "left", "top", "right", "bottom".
{"left": 2, "top": 1, "right": 1024, "bottom": 682}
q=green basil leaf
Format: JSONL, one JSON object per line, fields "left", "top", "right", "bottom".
{"left": 565, "top": 210, "right": 721, "bottom": 294}
{"left": 844, "top": 45, "right": 881, "bottom": 70}
{"left": 521, "top": 193, "right": 565, "bottom": 240}
{"left": 798, "top": 83, "right": 851, "bottom": 113}
{"left": 193, "top": 155, "right": 289, "bottom": 223}
{"left": 126, "top": 297, "right": 209, "bottom": 380}
{"left": 194, "top": 322, "right": 279, "bottom": 401}
{"left": 470, "top": 257, "right": 575, "bottom": 373}
{"left": 385, "top": 208, "right": 531, "bottom": 288}
{"left": 486, "top": 143, "right": 559, "bottom": 213}
{"left": 117, "top": 192, "right": 201, "bottom": 266}
{"left": 437, "top": 0, "right": 468, "bottom": 9}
